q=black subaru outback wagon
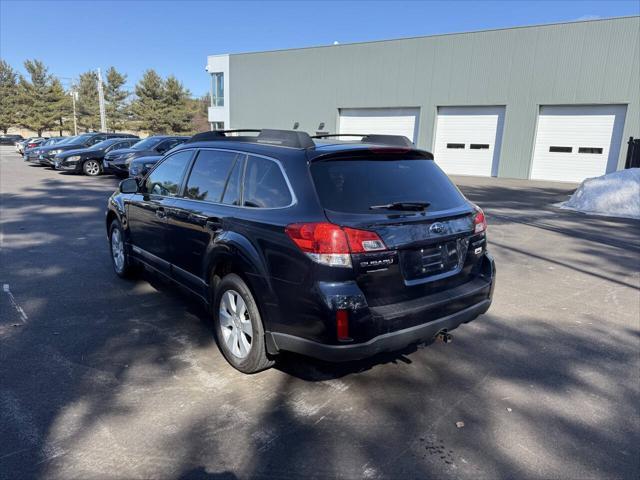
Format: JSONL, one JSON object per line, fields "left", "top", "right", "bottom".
{"left": 106, "top": 129, "right": 495, "bottom": 373}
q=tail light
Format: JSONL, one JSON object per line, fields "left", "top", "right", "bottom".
{"left": 285, "top": 222, "right": 387, "bottom": 268}
{"left": 474, "top": 208, "right": 487, "bottom": 234}
{"left": 27, "top": 143, "right": 37, "bottom": 148}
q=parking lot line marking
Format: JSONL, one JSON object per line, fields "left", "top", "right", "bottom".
{"left": 3, "top": 283, "right": 28, "bottom": 324}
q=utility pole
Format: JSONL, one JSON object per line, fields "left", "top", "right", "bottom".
{"left": 69, "top": 87, "right": 78, "bottom": 135}
{"left": 96, "top": 68, "right": 107, "bottom": 132}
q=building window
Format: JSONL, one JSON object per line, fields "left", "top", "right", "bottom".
{"left": 446, "top": 143, "right": 465, "bottom": 149}
{"left": 211, "top": 122, "right": 224, "bottom": 131}
{"left": 210, "top": 72, "right": 224, "bottom": 107}
{"left": 549, "top": 146, "right": 572, "bottom": 153}
{"left": 470, "top": 144, "right": 489, "bottom": 149}
{"left": 578, "top": 147, "right": 603, "bottom": 154}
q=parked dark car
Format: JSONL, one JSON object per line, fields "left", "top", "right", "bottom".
{"left": 18, "top": 137, "right": 48, "bottom": 155}
{"left": 54, "top": 137, "right": 140, "bottom": 176}
{"left": 16, "top": 137, "right": 36, "bottom": 154}
{"left": 25, "top": 136, "right": 74, "bottom": 163}
{"left": 128, "top": 155, "right": 163, "bottom": 179}
{"left": 37, "top": 132, "right": 138, "bottom": 167}
{"left": 103, "top": 136, "right": 189, "bottom": 177}
{"left": 0, "top": 134, "right": 23, "bottom": 145}
{"left": 106, "top": 129, "right": 495, "bottom": 374}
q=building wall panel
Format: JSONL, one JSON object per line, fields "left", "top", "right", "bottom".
{"left": 227, "top": 17, "right": 640, "bottom": 178}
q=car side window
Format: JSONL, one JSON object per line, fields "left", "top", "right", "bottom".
{"left": 107, "top": 141, "right": 125, "bottom": 152}
{"left": 156, "top": 140, "right": 181, "bottom": 154}
{"left": 184, "top": 150, "right": 238, "bottom": 202}
{"left": 221, "top": 156, "right": 244, "bottom": 206}
{"left": 87, "top": 135, "right": 106, "bottom": 146}
{"left": 243, "top": 155, "right": 292, "bottom": 208}
{"left": 144, "top": 150, "right": 192, "bottom": 197}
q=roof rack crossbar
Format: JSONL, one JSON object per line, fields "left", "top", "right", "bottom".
{"left": 311, "top": 133, "right": 414, "bottom": 147}
{"left": 187, "top": 129, "right": 315, "bottom": 149}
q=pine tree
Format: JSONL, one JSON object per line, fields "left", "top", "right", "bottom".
{"left": 76, "top": 71, "right": 101, "bottom": 131}
{"left": 16, "top": 60, "right": 64, "bottom": 136}
{"left": 162, "top": 75, "right": 194, "bottom": 133}
{"left": 131, "top": 69, "right": 165, "bottom": 133}
{"left": 0, "top": 60, "right": 19, "bottom": 134}
{"left": 50, "top": 78, "right": 72, "bottom": 136}
{"left": 190, "top": 93, "right": 211, "bottom": 133}
{"left": 104, "top": 67, "right": 129, "bottom": 132}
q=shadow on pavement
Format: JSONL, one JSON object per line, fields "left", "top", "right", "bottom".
{"left": 0, "top": 165, "right": 638, "bottom": 479}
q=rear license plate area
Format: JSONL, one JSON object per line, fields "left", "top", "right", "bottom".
{"left": 401, "top": 237, "right": 470, "bottom": 282}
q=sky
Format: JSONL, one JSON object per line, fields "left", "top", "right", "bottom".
{"left": 1, "top": 0, "right": 638, "bottom": 96}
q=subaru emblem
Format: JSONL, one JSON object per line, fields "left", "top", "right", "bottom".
{"left": 429, "top": 222, "right": 446, "bottom": 235}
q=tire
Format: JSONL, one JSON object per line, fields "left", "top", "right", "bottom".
{"left": 213, "top": 274, "right": 274, "bottom": 374}
{"left": 83, "top": 159, "right": 102, "bottom": 176}
{"left": 108, "top": 219, "right": 136, "bottom": 278}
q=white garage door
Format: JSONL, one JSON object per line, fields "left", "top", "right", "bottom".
{"left": 433, "top": 106, "right": 505, "bottom": 177}
{"left": 530, "top": 105, "right": 627, "bottom": 183}
{"left": 338, "top": 108, "right": 420, "bottom": 143}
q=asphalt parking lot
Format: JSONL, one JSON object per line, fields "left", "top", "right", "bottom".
{"left": 1, "top": 145, "right": 639, "bottom": 480}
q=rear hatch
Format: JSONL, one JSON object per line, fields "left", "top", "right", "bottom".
{"left": 310, "top": 150, "right": 487, "bottom": 307}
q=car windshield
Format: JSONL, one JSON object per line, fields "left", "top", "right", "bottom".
{"left": 310, "top": 158, "right": 467, "bottom": 214}
{"left": 131, "top": 137, "right": 163, "bottom": 150}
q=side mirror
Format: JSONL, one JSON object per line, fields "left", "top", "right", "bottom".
{"left": 119, "top": 178, "right": 139, "bottom": 194}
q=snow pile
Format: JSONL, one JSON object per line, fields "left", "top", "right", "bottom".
{"left": 559, "top": 168, "right": 640, "bottom": 219}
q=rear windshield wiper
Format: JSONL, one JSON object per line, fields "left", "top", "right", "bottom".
{"left": 369, "top": 201, "right": 431, "bottom": 211}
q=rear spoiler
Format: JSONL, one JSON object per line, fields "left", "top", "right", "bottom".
{"left": 309, "top": 147, "right": 434, "bottom": 162}
{"left": 312, "top": 133, "right": 414, "bottom": 147}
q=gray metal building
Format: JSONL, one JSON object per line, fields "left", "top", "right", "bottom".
{"left": 207, "top": 16, "right": 639, "bottom": 182}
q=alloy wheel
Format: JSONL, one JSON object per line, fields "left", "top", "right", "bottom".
{"left": 111, "top": 228, "right": 125, "bottom": 272}
{"left": 219, "top": 290, "right": 253, "bottom": 358}
{"left": 85, "top": 160, "right": 100, "bottom": 176}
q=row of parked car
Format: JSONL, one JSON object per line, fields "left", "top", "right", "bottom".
{"left": 12, "top": 132, "right": 189, "bottom": 178}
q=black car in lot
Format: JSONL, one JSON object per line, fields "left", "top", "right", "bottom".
{"left": 0, "top": 134, "right": 23, "bottom": 145}
{"left": 103, "top": 136, "right": 189, "bottom": 177}
{"left": 24, "top": 137, "right": 69, "bottom": 162}
{"left": 106, "top": 129, "right": 495, "bottom": 373}
{"left": 37, "top": 132, "right": 138, "bottom": 167}
{"left": 19, "top": 137, "right": 48, "bottom": 155}
{"left": 54, "top": 137, "right": 140, "bottom": 176}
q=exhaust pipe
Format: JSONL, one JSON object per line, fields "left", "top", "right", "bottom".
{"left": 436, "top": 331, "right": 453, "bottom": 344}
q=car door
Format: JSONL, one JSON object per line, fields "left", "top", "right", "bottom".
{"left": 166, "top": 149, "right": 244, "bottom": 294}
{"left": 126, "top": 150, "right": 195, "bottom": 274}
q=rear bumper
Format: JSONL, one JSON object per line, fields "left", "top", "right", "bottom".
{"left": 270, "top": 298, "right": 491, "bottom": 361}
{"left": 270, "top": 252, "right": 495, "bottom": 361}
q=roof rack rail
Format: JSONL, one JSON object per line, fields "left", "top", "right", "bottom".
{"left": 311, "top": 133, "right": 414, "bottom": 147}
{"left": 187, "top": 129, "right": 315, "bottom": 149}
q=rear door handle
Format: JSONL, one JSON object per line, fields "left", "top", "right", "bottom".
{"left": 155, "top": 208, "right": 166, "bottom": 219}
